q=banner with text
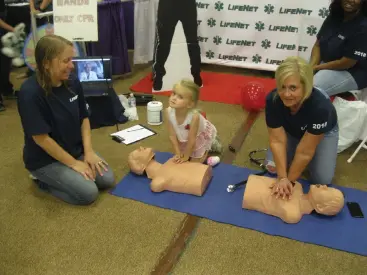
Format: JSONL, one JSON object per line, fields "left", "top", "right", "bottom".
{"left": 53, "top": 0, "right": 98, "bottom": 41}
{"left": 196, "top": 0, "right": 330, "bottom": 70}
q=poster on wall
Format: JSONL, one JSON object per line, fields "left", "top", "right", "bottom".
{"left": 152, "top": 0, "right": 202, "bottom": 92}
{"left": 52, "top": 0, "right": 98, "bottom": 41}
{"left": 134, "top": 0, "right": 330, "bottom": 71}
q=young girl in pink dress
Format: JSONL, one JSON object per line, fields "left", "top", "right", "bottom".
{"left": 165, "top": 79, "right": 222, "bottom": 164}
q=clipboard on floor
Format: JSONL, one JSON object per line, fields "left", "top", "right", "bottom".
{"left": 110, "top": 124, "right": 157, "bottom": 145}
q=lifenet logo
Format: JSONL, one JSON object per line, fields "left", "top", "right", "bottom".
{"left": 207, "top": 18, "right": 216, "bottom": 27}
{"left": 196, "top": 1, "right": 210, "bottom": 9}
{"left": 206, "top": 50, "right": 215, "bottom": 59}
{"left": 266, "top": 58, "right": 283, "bottom": 65}
{"left": 264, "top": 4, "right": 275, "bottom": 14}
{"left": 306, "top": 25, "right": 318, "bottom": 36}
{"left": 269, "top": 24, "right": 298, "bottom": 33}
{"left": 279, "top": 8, "right": 312, "bottom": 15}
{"left": 255, "top": 21, "right": 265, "bottom": 31}
{"left": 228, "top": 4, "right": 259, "bottom": 12}
{"left": 213, "top": 36, "right": 222, "bottom": 45}
{"left": 226, "top": 39, "right": 256, "bottom": 47}
{"left": 214, "top": 1, "right": 224, "bottom": 11}
{"left": 219, "top": 54, "right": 247, "bottom": 62}
{"left": 318, "top": 7, "right": 329, "bottom": 18}
{"left": 252, "top": 54, "right": 262, "bottom": 63}
{"left": 198, "top": 36, "right": 209, "bottom": 43}
{"left": 220, "top": 21, "right": 250, "bottom": 29}
{"left": 261, "top": 39, "right": 271, "bottom": 49}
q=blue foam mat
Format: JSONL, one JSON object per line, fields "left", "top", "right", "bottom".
{"left": 111, "top": 152, "right": 367, "bottom": 256}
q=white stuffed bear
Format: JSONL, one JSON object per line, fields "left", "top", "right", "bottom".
{"left": 1, "top": 23, "right": 26, "bottom": 67}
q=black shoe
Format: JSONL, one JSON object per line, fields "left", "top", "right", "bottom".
{"left": 0, "top": 102, "right": 5, "bottom": 112}
{"left": 193, "top": 75, "right": 203, "bottom": 87}
{"left": 153, "top": 78, "right": 163, "bottom": 91}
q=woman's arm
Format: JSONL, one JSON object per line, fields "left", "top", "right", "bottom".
{"left": 39, "top": 0, "right": 52, "bottom": 11}
{"left": 268, "top": 127, "right": 288, "bottom": 179}
{"left": 29, "top": 0, "right": 37, "bottom": 12}
{"left": 0, "top": 19, "right": 14, "bottom": 32}
{"left": 33, "top": 134, "right": 77, "bottom": 168}
{"left": 165, "top": 109, "right": 181, "bottom": 155}
{"left": 81, "top": 118, "right": 93, "bottom": 155}
{"left": 314, "top": 57, "right": 357, "bottom": 71}
{"left": 287, "top": 132, "right": 324, "bottom": 182}
{"left": 182, "top": 113, "right": 200, "bottom": 160}
{"left": 309, "top": 40, "right": 321, "bottom": 67}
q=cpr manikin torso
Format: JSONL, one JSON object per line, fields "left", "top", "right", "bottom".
{"left": 128, "top": 147, "right": 212, "bottom": 196}
{"left": 243, "top": 175, "right": 345, "bottom": 224}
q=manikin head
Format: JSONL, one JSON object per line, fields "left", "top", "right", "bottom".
{"left": 308, "top": 185, "right": 345, "bottom": 215}
{"left": 128, "top": 147, "right": 155, "bottom": 175}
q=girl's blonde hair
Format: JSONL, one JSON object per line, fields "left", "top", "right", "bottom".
{"left": 174, "top": 78, "right": 200, "bottom": 106}
{"left": 35, "top": 34, "right": 74, "bottom": 95}
{"left": 275, "top": 56, "right": 313, "bottom": 104}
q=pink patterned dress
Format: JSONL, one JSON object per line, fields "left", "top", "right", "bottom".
{"left": 167, "top": 107, "right": 217, "bottom": 158}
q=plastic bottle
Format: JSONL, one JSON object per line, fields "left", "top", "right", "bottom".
{"left": 128, "top": 93, "right": 136, "bottom": 107}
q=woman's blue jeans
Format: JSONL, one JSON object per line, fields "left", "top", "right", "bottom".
{"left": 265, "top": 125, "right": 339, "bottom": 185}
{"left": 314, "top": 69, "right": 358, "bottom": 96}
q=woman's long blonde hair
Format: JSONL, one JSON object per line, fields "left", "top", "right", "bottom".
{"left": 275, "top": 56, "right": 314, "bottom": 104}
{"left": 35, "top": 34, "right": 73, "bottom": 95}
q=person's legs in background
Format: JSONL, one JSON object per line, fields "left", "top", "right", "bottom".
{"left": 0, "top": 50, "right": 14, "bottom": 111}
{"left": 307, "top": 125, "right": 339, "bottom": 185}
{"left": 180, "top": 0, "right": 202, "bottom": 87}
{"left": 30, "top": 154, "right": 115, "bottom": 205}
{"left": 314, "top": 69, "right": 358, "bottom": 97}
{"left": 152, "top": 0, "right": 178, "bottom": 91}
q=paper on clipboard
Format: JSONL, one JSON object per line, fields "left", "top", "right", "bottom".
{"left": 110, "top": 125, "right": 156, "bottom": 145}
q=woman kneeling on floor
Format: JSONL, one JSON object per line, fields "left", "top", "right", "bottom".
{"left": 265, "top": 56, "right": 338, "bottom": 200}
{"left": 17, "top": 35, "right": 115, "bottom": 205}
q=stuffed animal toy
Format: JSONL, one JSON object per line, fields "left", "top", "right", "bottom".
{"left": 1, "top": 23, "right": 26, "bottom": 67}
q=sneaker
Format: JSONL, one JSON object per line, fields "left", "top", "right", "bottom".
{"left": 0, "top": 102, "right": 5, "bottom": 112}
{"left": 210, "top": 136, "right": 223, "bottom": 154}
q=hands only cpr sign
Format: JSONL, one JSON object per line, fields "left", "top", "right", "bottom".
{"left": 53, "top": 0, "right": 98, "bottom": 41}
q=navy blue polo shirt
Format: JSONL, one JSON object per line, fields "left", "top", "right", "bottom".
{"left": 265, "top": 88, "right": 337, "bottom": 139}
{"left": 317, "top": 14, "right": 367, "bottom": 89}
{"left": 18, "top": 75, "right": 89, "bottom": 171}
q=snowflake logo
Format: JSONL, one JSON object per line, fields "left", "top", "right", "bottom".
{"left": 261, "top": 39, "right": 271, "bottom": 49}
{"left": 206, "top": 50, "right": 215, "bottom": 59}
{"left": 252, "top": 54, "right": 262, "bottom": 63}
{"left": 213, "top": 36, "right": 222, "bottom": 45}
{"left": 306, "top": 25, "right": 317, "bottom": 36}
{"left": 215, "top": 1, "right": 224, "bottom": 11}
{"left": 255, "top": 21, "right": 265, "bottom": 31}
{"left": 318, "top": 7, "right": 329, "bottom": 18}
{"left": 264, "top": 4, "right": 274, "bottom": 14}
{"left": 207, "top": 18, "right": 216, "bottom": 27}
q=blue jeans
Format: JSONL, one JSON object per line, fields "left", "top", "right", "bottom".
{"left": 30, "top": 154, "right": 115, "bottom": 205}
{"left": 266, "top": 125, "right": 339, "bottom": 185}
{"left": 314, "top": 69, "right": 358, "bottom": 96}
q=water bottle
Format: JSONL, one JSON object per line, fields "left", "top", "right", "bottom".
{"left": 128, "top": 93, "right": 136, "bottom": 107}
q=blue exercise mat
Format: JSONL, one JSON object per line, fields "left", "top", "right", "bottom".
{"left": 111, "top": 152, "right": 367, "bottom": 256}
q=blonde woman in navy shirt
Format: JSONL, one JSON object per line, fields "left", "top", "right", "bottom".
{"left": 265, "top": 57, "right": 338, "bottom": 200}
{"left": 310, "top": 0, "right": 367, "bottom": 96}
